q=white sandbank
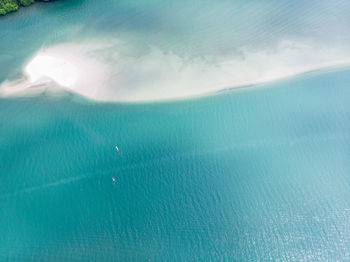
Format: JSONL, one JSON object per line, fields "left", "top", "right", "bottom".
{"left": 1, "top": 38, "right": 350, "bottom": 102}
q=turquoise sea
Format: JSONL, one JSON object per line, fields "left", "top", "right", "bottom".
{"left": 1, "top": 0, "right": 350, "bottom": 261}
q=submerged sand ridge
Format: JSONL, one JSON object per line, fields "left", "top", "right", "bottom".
{"left": 1, "top": 38, "right": 350, "bottom": 102}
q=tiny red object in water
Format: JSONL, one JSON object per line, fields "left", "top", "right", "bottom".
{"left": 115, "top": 146, "right": 119, "bottom": 151}
{"left": 112, "top": 178, "right": 116, "bottom": 183}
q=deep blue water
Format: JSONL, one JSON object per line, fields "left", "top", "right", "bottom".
{"left": 1, "top": 0, "right": 350, "bottom": 261}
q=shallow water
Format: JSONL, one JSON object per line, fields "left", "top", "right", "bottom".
{"left": 1, "top": 0, "right": 350, "bottom": 101}
{"left": 1, "top": 0, "right": 350, "bottom": 261}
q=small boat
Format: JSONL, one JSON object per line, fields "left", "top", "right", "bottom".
{"left": 112, "top": 178, "right": 116, "bottom": 183}
{"left": 115, "top": 146, "right": 119, "bottom": 152}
